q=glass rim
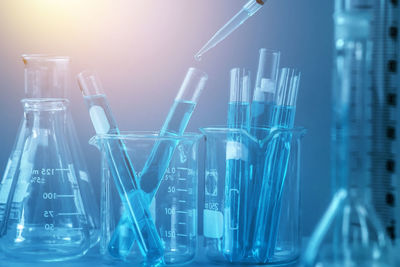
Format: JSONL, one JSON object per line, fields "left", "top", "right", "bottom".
{"left": 21, "top": 98, "right": 69, "bottom": 102}
{"left": 90, "top": 131, "right": 203, "bottom": 143}
{"left": 21, "top": 98, "right": 69, "bottom": 110}
{"left": 200, "top": 126, "right": 307, "bottom": 143}
{"left": 200, "top": 126, "right": 306, "bottom": 133}
{"left": 187, "top": 67, "right": 208, "bottom": 80}
{"left": 259, "top": 48, "right": 281, "bottom": 54}
{"left": 22, "top": 54, "right": 70, "bottom": 63}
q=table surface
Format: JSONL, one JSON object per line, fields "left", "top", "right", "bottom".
{"left": 0, "top": 239, "right": 301, "bottom": 267}
{"left": 0, "top": 255, "right": 300, "bottom": 267}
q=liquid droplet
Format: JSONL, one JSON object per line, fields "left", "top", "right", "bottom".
{"left": 194, "top": 54, "right": 202, "bottom": 62}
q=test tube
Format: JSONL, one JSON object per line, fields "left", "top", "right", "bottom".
{"left": 254, "top": 68, "right": 301, "bottom": 261}
{"left": 77, "top": 71, "right": 164, "bottom": 265}
{"left": 223, "top": 68, "right": 251, "bottom": 261}
{"left": 139, "top": 68, "right": 208, "bottom": 198}
{"left": 251, "top": 49, "right": 281, "bottom": 136}
{"left": 246, "top": 49, "right": 280, "bottom": 253}
{"left": 109, "top": 68, "right": 208, "bottom": 259}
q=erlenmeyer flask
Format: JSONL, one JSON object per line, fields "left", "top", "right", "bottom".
{"left": 303, "top": 1, "right": 393, "bottom": 266}
{"left": 0, "top": 55, "right": 95, "bottom": 261}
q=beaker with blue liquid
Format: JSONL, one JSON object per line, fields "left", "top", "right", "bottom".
{"left": 201, "top": 126, "right": 305, "bottom": 264}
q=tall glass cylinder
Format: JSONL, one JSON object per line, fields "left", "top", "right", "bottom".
{"left": 303, "top": 1, "right": 394, "bottom": 266}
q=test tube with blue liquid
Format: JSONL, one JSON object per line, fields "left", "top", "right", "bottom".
{"left": 250, "top": 49, "right": 280, "bottom": 138}
{"left": 108, "top": 68, "right": 208, "bottom": 259}
{"left": 246, "top": 49, "right": 280, "bottom": 253}
{"left": 223, "top": 68, "right": 251, "bottom": 261}
{"left": 77, "top": 71, "right": 164, "bottom": 265}
{"left": 139, "top": 68, "right": 208, "bottom": 198}
{"left": 254, "top": 68, "right": 300, "bottom": 261}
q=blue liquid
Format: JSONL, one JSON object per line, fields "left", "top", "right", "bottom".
{"left": 223, "top": 102, "right": 250, "bottom": 261}
{"left": 253, "top": 105, "right": 296, "bottom": 261}
{"left": 250, "top": 101, "right": 275, "bottom": 138}
{"left": 109, "top": 100, "right": 196, "bottom": 259}
{"left": 84, "top": 95, "right": 164, "bottom": 265}
{"left": 270, "top": 105, "right": 296, "bottom": 129}
{"left": 140, "top": 100, "right": 196, "bottom": 198}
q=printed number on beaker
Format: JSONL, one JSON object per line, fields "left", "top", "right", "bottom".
{"left": 43, "top": 193, "right": 57, "bottom": 199}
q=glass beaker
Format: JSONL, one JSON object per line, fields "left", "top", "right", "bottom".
{"left": 90, "top": 132, "right": 201, "bottom": 265}
{"left": 303, "top": 0, "right": 394, "bottom": 266}
{"left": 201, "top": 127, "right": 305, "bottom": 264}
{"left": 0, "top": 55, "right": 97, "bottom": 262}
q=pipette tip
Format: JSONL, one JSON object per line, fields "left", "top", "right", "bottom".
{"left": 194, "top": 54, "right": 202, "bottom": 62}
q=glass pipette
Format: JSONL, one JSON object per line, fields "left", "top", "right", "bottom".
{"left": 194, "top": 0, "right": 266, "bottom": 61}
{"left": 77, "top": 71, "right": 164, "bottom": 265}
{"left": 109, "top": 68, "right": 208, "bottom": 259}
{"left": 224, "top": 68, "right": 251, "bottom": 261}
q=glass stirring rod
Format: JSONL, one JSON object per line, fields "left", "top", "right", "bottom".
{"left": 77, "top": 71, "right": 164, "bottom": 265}
{"left": 195, "top": 0, "right": 266, "bottom": 61}
{"left": 109, "top": 68, "right": 208, "bottom": 259}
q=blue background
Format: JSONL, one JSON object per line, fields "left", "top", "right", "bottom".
{"left": 0, "top": 0, "right": 332, "bottom": 242}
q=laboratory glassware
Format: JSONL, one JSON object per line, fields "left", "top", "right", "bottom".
{"left": 139, "top": 68, "right": 207, "bottom": 200}
{"left": 78, "top": 71, "right": 164, "bottom": 266}
{"left": 201, "top": 126, "right": 305, "bottom": 264}
{"left": 303, "top": 1, "right": 394, "bottom": 266}
{"left": 91, "top": 132, "right": 201, "bottom": 265}
{"left": 246, "top": 49, "right": 280, "bottom": 253}
{"left": 0, "top": 55, "right": 95, "bottom": 262}
{"left": 369, "top": 0, "right": 400, "bottom": 247}
{"left": 253, "top": 68, "right": 301, "bottom": 262}
{"left": 68, "top": 119, "right": 101, "bottom": 247}
{"left": 250, "top": 49, "right": 281, "bottom": 138}
{"left": 195, "top": 0, "right": 266, "bottom": 60}
{"left": 108, "top": 68, "right": 207, "bottom": 259}
{"left": 223, "top": 68, "right": 251, "bottom": 261}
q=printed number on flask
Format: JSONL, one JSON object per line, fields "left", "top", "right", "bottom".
{"left": 45, "top": 224, "right": 54, "bottom": 230}
{"left": 43, "top": 193, "right": 57, "bottom": 199}
{"left": 41, "top": 169, "right": 56, "bottom": 176}
{"left": 43, "top": 211, "right": 54, "bottom": 217}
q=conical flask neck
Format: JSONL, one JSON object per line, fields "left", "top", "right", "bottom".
{"left": 22, "top": 54, "right": 70, "bottom": 98}
{"left": 22, "top": 99, "right": 70, "bottom": 132}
